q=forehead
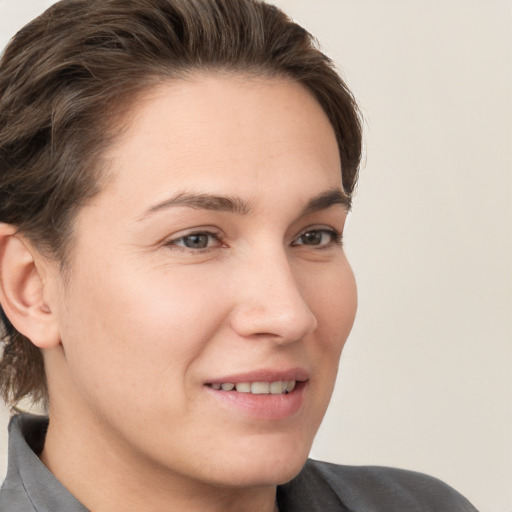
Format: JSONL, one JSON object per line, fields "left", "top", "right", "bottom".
{"left": 93, "top": 74, "right": 342, "bottom": 213}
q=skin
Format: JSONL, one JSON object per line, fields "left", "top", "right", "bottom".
{"left": 32, "top": 75, "right": 358, "bottom": 512}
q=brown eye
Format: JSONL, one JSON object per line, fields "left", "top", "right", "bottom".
{"left": 300, "top": 231, "right": 323, "bottom": 245}
{"left": 293, "top": 229, "right": 339, "bottom": 247}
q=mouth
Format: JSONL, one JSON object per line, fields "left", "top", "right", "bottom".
{"left": 206, "top": 380, "right": 297, "bottom": 395}
{"left": 203, "top": 370, "right": 308, "bottom": 420}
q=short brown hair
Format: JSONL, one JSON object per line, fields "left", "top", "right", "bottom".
{"left": 0, "top": 0, "right": 362, "bottom": 408}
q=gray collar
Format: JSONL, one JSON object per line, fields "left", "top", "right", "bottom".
{"left": 0, "top": 413, "right": 88, "bottom": 512}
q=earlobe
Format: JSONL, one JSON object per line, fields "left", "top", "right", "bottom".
{"left": 0, "top": 223, "right": 60, "bottom": 349}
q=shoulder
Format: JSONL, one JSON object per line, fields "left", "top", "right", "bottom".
{"left": 277, "top": 459, "right": 479, "bottom": 512}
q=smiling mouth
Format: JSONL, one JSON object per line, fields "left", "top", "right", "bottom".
{"left": 207, "top": 380, "right": 297, "bottom": 395}
{"left": 205, "top": 377, "right": 308, "bottom": 419}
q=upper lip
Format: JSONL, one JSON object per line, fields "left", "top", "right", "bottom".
{"left": 205, "top": 367, "right": 309, "bottom": 384}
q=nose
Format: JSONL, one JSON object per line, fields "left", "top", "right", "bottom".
{"left": 229, "top": 249, "right": 318, "bottom": 343}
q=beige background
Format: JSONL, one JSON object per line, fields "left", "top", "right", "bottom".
{"left": 1, "top": 1, "right": 511, "bottom": 511}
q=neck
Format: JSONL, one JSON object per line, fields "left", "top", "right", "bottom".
{"left": 41, "top": 404, "right": 278, "bottom": 512}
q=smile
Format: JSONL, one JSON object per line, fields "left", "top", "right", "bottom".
{"left": 207, "top": 380, "right": 296, "bottom": 395}
{"left": 205, "top": 374, "right": 308, "bottom": 419}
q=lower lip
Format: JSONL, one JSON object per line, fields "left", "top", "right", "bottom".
{"left": 204, "top": 382, "right": 307, "bottom": 421}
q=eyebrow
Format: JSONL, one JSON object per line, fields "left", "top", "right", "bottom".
{"left": 140, "top": 188, "right": 351, "bottom": 220}
{"left": 302, "top": 189, "right": 351, "bottom": 215}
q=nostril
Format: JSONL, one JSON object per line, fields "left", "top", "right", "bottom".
{"left": 230, "top": 304, "right": 317, "bottom": 343}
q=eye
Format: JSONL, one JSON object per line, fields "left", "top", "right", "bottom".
{"left": 292, "top": 229, "right": 341, "bottom": 247}
{"left": 167, "top": 231, "right": 222, "bottom": 250}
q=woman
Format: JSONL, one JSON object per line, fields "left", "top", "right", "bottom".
{"left": 0, "top": 1, "right": 478, "bottom": 510}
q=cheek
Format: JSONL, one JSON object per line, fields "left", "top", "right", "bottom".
{"left": 301, "top": 260, "right": 357, "bottom": 394}
{"left": 307, "top": 259, "right": 357, "bottom": 344}
{"left": 58, "top": 262, "right": 229, "bottom": 407}
{"left": 309, "top": 261, "right": 357, "bottom": 398}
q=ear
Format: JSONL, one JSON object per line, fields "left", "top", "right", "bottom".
{"left": 0, "top": 223, "right": 60, "bottom": 349}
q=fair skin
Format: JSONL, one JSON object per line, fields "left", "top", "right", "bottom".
{"left": 0, "top": 75, "right": 357, "bottom": 512}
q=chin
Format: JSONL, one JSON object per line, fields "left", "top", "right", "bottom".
{"left": 208, "top": 432, "right": 313, "bottom": 488}
{"left": 214, "top": 458, "right": 308, "bottom": 489}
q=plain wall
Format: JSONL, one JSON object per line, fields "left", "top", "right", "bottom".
{"left": 1, "top": 1, "right": 511, "bottom": 511}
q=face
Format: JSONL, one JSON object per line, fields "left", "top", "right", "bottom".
{"left": 46, "top": 75, "right": 357, "bottom": 489}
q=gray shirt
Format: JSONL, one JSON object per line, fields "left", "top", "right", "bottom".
{"left": 1, "top": 414, "right": 478, "bottom": 511}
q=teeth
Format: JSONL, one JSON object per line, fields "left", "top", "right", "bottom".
{"left": 269, "top": 381, "right": 283, "bottom": 395}
{"left": 251, "top": 382, "right": 270, "bottom": 394}
{"left": 286, "top": 380, "right": 296, "bottom": 392}
{"left": 210, "top": 380, "right": 297, "bottom": 395}
{"left": 235, "top": 382, "right": 251, "bottom": 393}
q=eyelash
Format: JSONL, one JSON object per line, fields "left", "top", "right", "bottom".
{"left": 165, "top": 227, "right": 343, "bottom": 253}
